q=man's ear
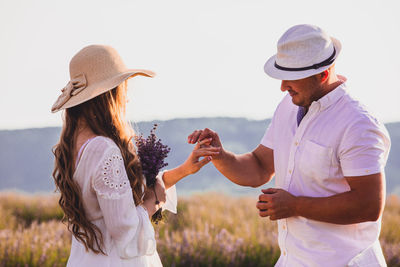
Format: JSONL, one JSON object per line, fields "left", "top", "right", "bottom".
{"left": 321, "top": 70, "right": 329, "bottom": 83}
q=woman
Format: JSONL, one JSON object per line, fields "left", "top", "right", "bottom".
{"left": 51, "top": 45, "right": 220, "bottom": 266}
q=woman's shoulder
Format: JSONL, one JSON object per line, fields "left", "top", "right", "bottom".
{"left": 89, "top": 136, "right": 119, "bottom": 148}
{"left": 84, "top": 136, "right": 122, "bottom": 162}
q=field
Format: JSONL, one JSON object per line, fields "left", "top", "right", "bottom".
{"left": 0, "top": 192, "right": 399, "bottom": 267}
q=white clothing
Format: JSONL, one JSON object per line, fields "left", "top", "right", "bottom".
{"left": 67, "top": 136, "right": 177, "bottom": 267}
{"left": 261, "top": 82, "right": 390, "bottom": 267}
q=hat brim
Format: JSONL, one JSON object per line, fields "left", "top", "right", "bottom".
{"left": 52, "top": 69, "right": 155, "bottom": 113}
{"left": 264, "top": 37, "right": 342, "bottom": 81}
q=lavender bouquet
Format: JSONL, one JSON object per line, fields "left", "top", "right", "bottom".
{"left": 135, "top": 124, "right": 171, "bottom": 223}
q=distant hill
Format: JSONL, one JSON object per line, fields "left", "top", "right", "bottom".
{"left": 0, "top": 118, "right": 399, "bottom": 196}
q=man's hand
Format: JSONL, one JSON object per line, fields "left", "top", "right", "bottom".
{"left": 188, "top": 128, "right": 222, "bottom": 153}
{"left": 256, "top": 173, "right": 385, "bottom": 224}
{"left": 256, "top": 188, "right": 298, "bottom": 220}
{"left": 188, "top": 129, "right": 275, "bottom": 188}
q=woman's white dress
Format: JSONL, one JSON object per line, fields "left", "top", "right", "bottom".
{"left": 66, "top": 136, "right": 177, "bottom": 267}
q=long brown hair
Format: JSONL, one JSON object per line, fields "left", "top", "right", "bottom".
{"left": 52, "top": 81, "right": 144, "bottom": 254}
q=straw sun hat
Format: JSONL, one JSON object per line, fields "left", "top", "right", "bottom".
{"left": 264, "top": 24, "right": 341, "bottom": 81}
{"left": 51, "top": 45, "right": 155, "bottom": 113}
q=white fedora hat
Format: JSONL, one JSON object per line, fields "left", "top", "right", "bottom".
{"left": 264, "top": 24, "right": 341, "bottom": 80}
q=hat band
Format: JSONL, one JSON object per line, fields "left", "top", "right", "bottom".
{"left": 274, "top": 47, "right": 336, "bottom": 72}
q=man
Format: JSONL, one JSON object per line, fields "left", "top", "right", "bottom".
{"left": 188, "top": 24, "right": 391, "bottom": 266}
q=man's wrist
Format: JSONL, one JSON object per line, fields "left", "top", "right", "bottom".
{"left": 210, "top": 147, "right": 226, "bottom": 162}
{"left": 294, "top": 196, "right": 303, "bottom": 217}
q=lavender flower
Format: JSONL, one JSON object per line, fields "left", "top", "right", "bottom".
{"left": 135, "top": 124, "right": 171, "bottom": 187}
{"left": 135, "top": 124, "right": 171, "bottom": 223}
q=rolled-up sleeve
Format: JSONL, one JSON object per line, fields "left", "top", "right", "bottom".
{"left": 261, "top": 113, "right": 277, "bottom": 149}
{"left": 339, "top": 117, "right": 391, "bottom": 177}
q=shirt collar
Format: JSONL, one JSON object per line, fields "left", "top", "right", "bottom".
{"left": 314, "top": 80, "right": 347, "bottom": 111}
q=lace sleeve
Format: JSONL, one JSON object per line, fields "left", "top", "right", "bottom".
{"left": 92, "top": 147, "right": 131, "bottom": 200}
{"left": 91, "top": 144, "right": 156, "bottom": 258}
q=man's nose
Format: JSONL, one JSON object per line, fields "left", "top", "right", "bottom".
{"left": 281, "top": 81, "right": 289, "bottom": 92}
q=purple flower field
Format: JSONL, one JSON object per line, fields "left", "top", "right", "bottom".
{"left": 0, "top": 193, "right": 399, "bottom": 266}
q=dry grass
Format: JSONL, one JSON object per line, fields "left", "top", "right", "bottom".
{"left": 0, "top": 192, "right": 399, "bottom": 266}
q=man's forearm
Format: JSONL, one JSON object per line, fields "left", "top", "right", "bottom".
{"left": 212, "top": 149, "right": 274, "bottom": 187}
{"left": 295, "top": 189, "right": 384, "bottom": 224}
{"left": 258, "top": 173, "right": 384, "bottom": 224}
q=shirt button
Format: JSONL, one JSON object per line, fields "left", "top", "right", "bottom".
{"left": 288, "top": 170, "right": 292, "bottom": 174}
{"left": 283, "top": 251, "right": 287, "bottom": 256}
{"left": 282, "top": 225, "right": 286, "bottom": 230}
{"left": 295, "top": 141, "right": 299, "bottom": 146}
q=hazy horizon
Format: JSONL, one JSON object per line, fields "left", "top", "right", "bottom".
{"left": 1, "top": 115, "right": 400, "bottom": 131}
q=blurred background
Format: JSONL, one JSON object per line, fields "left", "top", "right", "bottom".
{"left": 0, "top": 0, "right": 399, "bottom": 266}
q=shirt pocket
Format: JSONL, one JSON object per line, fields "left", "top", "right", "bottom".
{"left": 298, "top": 140, "right": 333, "bottom": 179}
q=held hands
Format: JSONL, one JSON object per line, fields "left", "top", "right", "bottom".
{"left": 181, "top": 138, "right": 221, "bottom": 175}
{"left": 160, "top": 132, "right": 222, "bottom": 190}
{"left": 142, "top": 129, "right": 222, "bottom": 219}
{"left": 187, "top": 128, "right": 223, "bottom": 160}
{"left": 256, "top": 188, "right": 298, "bottom": 220}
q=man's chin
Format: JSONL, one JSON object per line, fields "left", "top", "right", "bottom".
{"left": 291, "top": 98, "right": 301, "bottom": 106}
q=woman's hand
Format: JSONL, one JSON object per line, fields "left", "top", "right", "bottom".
{"left": 142, "top": 179, "right": 167, "bottom": 217}
{"left": 162, "top": 137, "right": 222, "bottom": 189}
{"left": 181, "top": 138, "right": 221, "bottom": 175}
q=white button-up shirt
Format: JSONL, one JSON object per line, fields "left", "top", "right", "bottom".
{"left": 261, "top": 82, "right": 390, "bottom": 267}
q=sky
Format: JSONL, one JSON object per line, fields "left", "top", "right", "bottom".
{"left": 1, "top": 0, "right": 399, "bottom": 130}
